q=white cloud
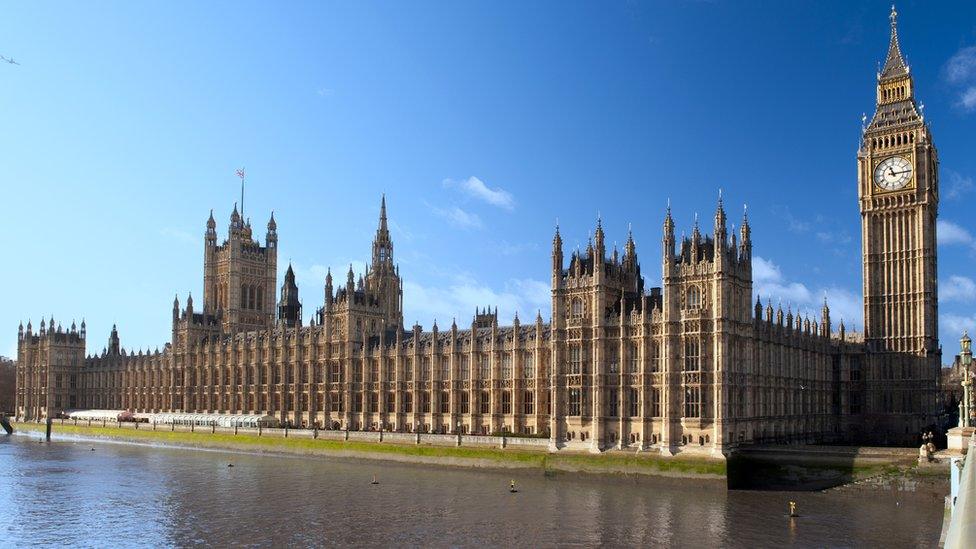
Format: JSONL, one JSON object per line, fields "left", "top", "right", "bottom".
{"left": 938, "top": 219, "right": 976, "bottom": 249}
{"left": 946, "top": 171, "right": 975, "bottom": 200}
{"left": 428, "top": 203, "right": 483, "bottom": 229}
{"left": 945, "top": 46, "right": 976, "bottom": 84}
{"left": 960, "top": 87, "right": 976, "bottom": 112}
{"left": 316, "top": 87, "right": 334, "bottom": 97}
{"left": 443, "top": 176, "right": 515, "bottom": 211}
{"left": 752, "top": 256, "right": 862, "bottom": 330}
{"left": 402, "top": 274, "right": 550, "bottom": 327}
{"left": 942, "top": 275, "right": 976, "bottom": 303}
{"left": 942, "top": 313, "right": 976, "bottom": 341}
{"left": 944, "top": 46, "right": 976, "bottom": 112}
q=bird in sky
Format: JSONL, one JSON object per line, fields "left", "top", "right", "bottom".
{"left": 0, "top": 55, "right": 20, "bottom": 65}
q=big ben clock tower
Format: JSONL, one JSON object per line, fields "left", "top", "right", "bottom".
{"left": 858, "top": 7, "right": 940, "bottom": 439}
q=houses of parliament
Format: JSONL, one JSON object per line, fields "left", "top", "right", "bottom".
{"left": 14, "top": 9, "right": 942, "bottom": 453}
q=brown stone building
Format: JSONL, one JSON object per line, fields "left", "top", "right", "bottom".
{"left": 15, "top": 9, "right": 941, "bottom": 453}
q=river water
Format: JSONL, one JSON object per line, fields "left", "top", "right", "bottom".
{"left": 0, "top": 433, "right": 944, "bottom": 547}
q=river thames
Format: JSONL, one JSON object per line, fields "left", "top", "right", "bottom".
{"left": 0, "top": 433, "right": 943, "bottom": 547}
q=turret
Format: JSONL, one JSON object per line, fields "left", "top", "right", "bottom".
{"left": 623, "top": 224, "right": 637, "bottom": 271}
{"left": 108, "top": 324, "right": 120, "bottom": 356}
{"left": 266, "top": 211, "right": 278, "bottom": 248}
{"left": 552, "top": 223, "right": 564, "bottom": 282}
{"left": 714, "top": 191, "right": 727, "bottom": 251}
{"left": 739, "top": 205, "right": 752, "bottom": 258}
{"left": 173, "top": 294, "right": 180, "bottom": 322}
{"left": 80, "top": 319, "right": 86, "bottom": 339}
{"left": 594, "top": 216, "right": 605, "bottom": 265}
{"left": 820, "top": 296, "right": 831, "bottom": 336}
{"left": 324, "top": 268, "right": 334, "bottom": 311}
{"left": 206, "top": 209, "right": 217, "bottom": 244}
{"left": 663, "top": 205, "right": 675, "bottom": 261}
{"left": 229, "top": 203, "right": 242, "bottom": 234}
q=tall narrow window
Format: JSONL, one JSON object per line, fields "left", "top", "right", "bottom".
{"left": 569, "top": 346, "right": 582, "bottom": 375}
{"left": 684, "top": 386, "right": 701, "bottom": 417}
{"left": 628, "top": 343, "right": 639, "bottom": 373}
{"left": 607, "top": 388, "right": 619, "bottom": 417}
{"left": 568, "top": 389, "right": 581, "bottom": 416}
{"left": 684, "top": 339, "right": 700, "bottom": 372}
{"left": 460, "top": 355, "right": 470, "bottom": 380}
{"left": 523, "top": 352, "right": 535, "bottom": 378}
{"left": 478, "top": 355, "right": 490, "bottom": 380}
{"left": 687, "top": 286, "right": 701, "bottom": 309}
{"left": 501, "top": 354, "right": 512, "bottom": 380}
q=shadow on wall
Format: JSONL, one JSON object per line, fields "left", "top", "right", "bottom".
{"left": 726, "top": 446, "right": 917, "bottom": 491}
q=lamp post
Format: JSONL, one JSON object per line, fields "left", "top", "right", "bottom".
{"left": 961, "top": 332, "right": 973, "bottom": 428}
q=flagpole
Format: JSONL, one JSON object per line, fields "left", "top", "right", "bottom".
{"left": 241, "top": 168, "right": 245, "bottom": 218}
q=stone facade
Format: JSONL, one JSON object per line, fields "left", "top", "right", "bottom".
{"left": 15, "top": 9, "right": 941, "bottom": 453}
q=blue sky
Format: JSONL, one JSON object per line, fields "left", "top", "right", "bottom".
{"left": 2, "top": 1, "right": 975, "bottom": 362}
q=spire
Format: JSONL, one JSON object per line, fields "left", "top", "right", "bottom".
{"left": 207, "top": 209, "right": 216, "bottom": 231}
{"left": 268, "top": 211, "right": 277, "bottom": 232}
{"left": 880, "top": 5, "right": 908, "bottom": 80}
{"left": 372, "top": 195, "right": 393, "bottom": 269}
{"left": 714, "top": 190, "right": 726, "bottom": 234}
{"left": 278, "top": 262, "right": 301, "bottom": 328}
{"left": 663, "top": 204, "right": 675, "bottom": 259}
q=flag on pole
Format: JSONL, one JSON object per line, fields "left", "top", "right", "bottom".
{"left": 236, "top": 168, "right": 245, "bottom": 180}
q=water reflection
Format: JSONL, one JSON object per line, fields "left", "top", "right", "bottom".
{"left": 0, "top": 435, "right": 942, "bottom": 547}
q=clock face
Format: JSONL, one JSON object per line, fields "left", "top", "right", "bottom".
{"left": 874, "top": 156, "right": 913, "bottom": 191}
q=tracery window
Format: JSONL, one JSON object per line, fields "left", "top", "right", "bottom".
{"left": 684, "top": 339, "right": 700, "bottom": 372}
{"left": 571, "top": 298, "right": 583, "bottom": 317}
{"left": 684, "top": 386, "right": 701, "bottom": 417}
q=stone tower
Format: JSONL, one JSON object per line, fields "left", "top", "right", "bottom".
{"left": 858, "top": 7, "right": 940, "bottom": 440}
{"left": 15, "top": 317, "right": 86, "bottom": 420}
{"left": 203, "top": 205, "right": 278, "bottom": 334}
{"left": 365, "top": 195, "right": 403, "bottom": 329}
{"left": 550, "top": 217, "right": 644, "bottom": 452}
{"left": 278, "top": 263, "right": 302, "bottom": 328}
{"left": 660, "top": 199, "right": 752, "bottom": 454}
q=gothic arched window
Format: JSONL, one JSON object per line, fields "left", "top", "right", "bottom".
{"left": 687, "top": 286, "right": 702, "bottom": 309}
{"left": 571, "top": 298, "right": 583, "bottom": 317}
